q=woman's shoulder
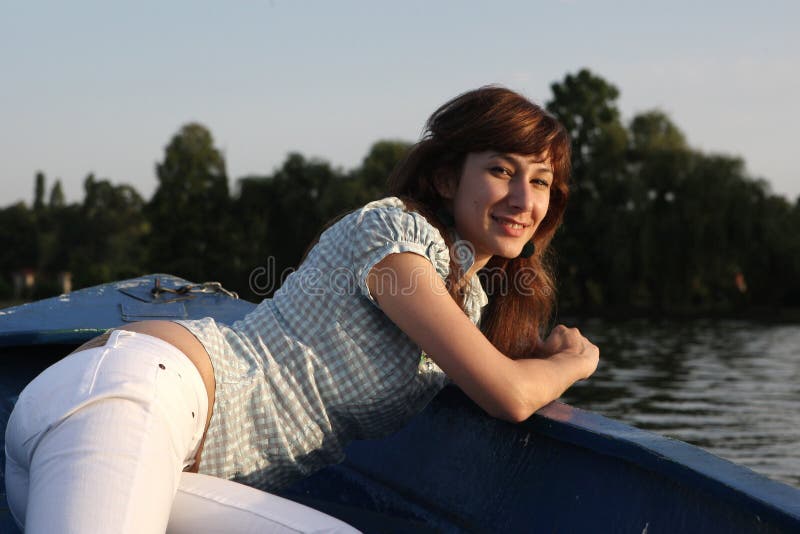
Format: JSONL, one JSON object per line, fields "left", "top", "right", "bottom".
{"left": 319, "top": 196, "right": 450, "bottom": 278}
{"left": 352, "top": 196, "right": 434, "bottom": 230}
{"left": 322, "top": 197, "right": 439, "bottom": 239}
{"left": 356, "top": 196, "right": 412, "bottom": 219}
{"left": 348, "top": 197, "right": 445, "bottom": 245}
{"left": 322, "top": 197, "right": 410, "bottom": 232}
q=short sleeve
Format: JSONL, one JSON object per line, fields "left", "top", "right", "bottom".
{"left": 351, "top": 197, "right": 450, "bottom": 305}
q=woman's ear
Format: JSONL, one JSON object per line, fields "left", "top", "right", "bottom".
{"left": 433, "top": 169, "right": 457, "bottom": 199}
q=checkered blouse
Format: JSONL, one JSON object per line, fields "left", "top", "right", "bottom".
{"left": 176, "top": 197, "right": 488, "bottom": 491}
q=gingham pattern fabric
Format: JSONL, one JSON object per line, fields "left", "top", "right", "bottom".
{"left": 176, "top": 197, "right": 488, "bottom": 491}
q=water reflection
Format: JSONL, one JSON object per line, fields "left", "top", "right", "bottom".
{"left": 561, "top": 318, "right": 800, "bottom": 488}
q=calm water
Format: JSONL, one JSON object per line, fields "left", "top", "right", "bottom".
{"left": 560, "top": 318, "right": 800, "bottom": 488}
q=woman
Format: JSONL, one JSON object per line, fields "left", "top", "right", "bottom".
{"left": 4, "top": 86, "right": 599, "bottom": 533}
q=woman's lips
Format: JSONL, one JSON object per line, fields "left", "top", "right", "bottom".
{"left": 491, "top": 215, "right": 530, "bottom": 237}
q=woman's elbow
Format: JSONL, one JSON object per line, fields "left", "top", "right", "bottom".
{"left": 488, "top": 392, "right": 545, "bottom": 423}
{"left": 489, "top": 404, "right": 532, "bottom": 423}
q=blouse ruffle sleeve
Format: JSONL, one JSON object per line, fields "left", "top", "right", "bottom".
{"left": 351, "top": 197, "right": 451, "bottom": 306}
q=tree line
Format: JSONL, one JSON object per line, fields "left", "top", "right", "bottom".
{"left": 2, "top": 69, "right": 799, "bottom": 316}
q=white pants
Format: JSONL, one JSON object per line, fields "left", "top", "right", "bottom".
{"left": 4, "top": 330, "right": 358, "bottom": 534}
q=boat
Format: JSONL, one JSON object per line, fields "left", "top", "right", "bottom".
{"left": 2, "top": 274, "right": 799, "bottom": 533}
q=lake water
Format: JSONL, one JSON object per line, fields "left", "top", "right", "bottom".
{"left": 560, "top": 318, "right": 800, "bottom": 488}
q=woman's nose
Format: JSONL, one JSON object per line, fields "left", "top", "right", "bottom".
{"left": 508, "top": 180, "right": 534, "bottom": 211}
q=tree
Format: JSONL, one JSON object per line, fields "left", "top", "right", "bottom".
{"left": 320, "top": 140, "right": 411, "bottom": 216}
{"left": 147, "top": 123, "right": 231, "bottom": 282}
{"left": 548, "top": 69, "right": 628, "bottom": 184}
{"left": 627, "top": 111, "right": 692, "bottom": 310}
{"left": 33, "top": 171, "right": 46, "bottom": 212}
{"left": 351, "top": 140, "right": 410, "bottom": 203}
{"left": 263, "top": 153, "right": 343, "bottom": 274}
{"left": 629, "top": 111, "right": 687, "bottom": 155}
{"left": 546, "top": 69, "right": 630, "bottom": 309}
{"left": 0, "top": 202, "right": 37, "bottom": 275}
{"left": 0, "top": 202, "right": 38, "bottom": 298}
{"left": 49, "top": 179, "right": 66, "bottom": 208}
{"left": 76, "top": 175, "right": 149, "bottom": 284}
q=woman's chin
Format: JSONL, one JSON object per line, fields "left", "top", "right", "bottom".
{"left": 495, "top": 247, "right": 524, "bottom": 260}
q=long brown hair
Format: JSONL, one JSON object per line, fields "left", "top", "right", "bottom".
{"left": 388, "top": 86, "right": 571, "bottom": 358}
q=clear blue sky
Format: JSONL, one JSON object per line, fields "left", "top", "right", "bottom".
{"left": 2, "top": 0, "right": 798, "bottom": 205}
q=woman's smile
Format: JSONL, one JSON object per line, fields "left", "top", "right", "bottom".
{"left": 490, "top": 214, "right": 533, "bottom": 237}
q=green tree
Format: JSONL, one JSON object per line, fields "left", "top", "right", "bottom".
{"left": 0, "top": 202, "right": 37, "bottom": 296}
{"left": 320, "top": 140, "right": 411, "bottom": 216}
{"left": 69, "top": 175, "right": 149, "bottom": 286}
{"left": 49, "top": 179, "right": 66, "bottom": 208}
{"left": 730, "top": 178, "right": 800, "bottom": 308}
{"left": 547, "top": 69, "right": 628, "bottom": 185}
{"left": 263, "top": 153, "right": 343, "bottom": 273}
{"left": 627, "top": 111, "right": 693, "bottom": 310}
{"left": 546, "top": 69, "right": 630, "bottom": 309}
{"left": 232, "top": 174, "right": 277, "bottom": 297}
{"left": 629, "top": 110, "right": 687, "bottom": 154}
{"left": 147, "top": 123, "right": 231, "bottom": 282}
{"left": 33, "top": 171, "right": 46, "bottom": 213}
{"left": 350, "top": 140, "right": 410, "bottom": 203}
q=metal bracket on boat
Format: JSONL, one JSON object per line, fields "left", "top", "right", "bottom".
{"left": 150, "top": 278, "right": 239, "bottom": 300}
{"left": 116, "top": 277, "right": 240, "bottom": 322}
{"left": 118, "top": 277, "right": 239, "bottom": 304}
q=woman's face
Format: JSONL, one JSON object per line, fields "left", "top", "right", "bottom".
{"left": 446, "top": 151, "right": 552, "bottom": 269}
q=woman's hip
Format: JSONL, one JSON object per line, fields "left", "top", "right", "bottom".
{"left": 6, "top": 329, "right": 209, "bottom": 470}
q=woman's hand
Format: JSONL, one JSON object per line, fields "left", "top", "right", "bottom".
{"left": 537, "top": 325, "right": 599, "bottom": 380}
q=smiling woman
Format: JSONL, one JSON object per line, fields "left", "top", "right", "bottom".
{"left": 4, "top": 86, "right": 597, "bottom": 533}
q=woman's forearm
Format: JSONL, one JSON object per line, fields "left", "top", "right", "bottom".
{"left": 500, "top": 350, "right": 595, "bottom": 423}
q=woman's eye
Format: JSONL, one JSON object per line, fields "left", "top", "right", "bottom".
{"left": 491, "top": 166, "right": 513, "bottom": 177}
{"left": 531, "top": 177, "right": 551, "bottom": 188}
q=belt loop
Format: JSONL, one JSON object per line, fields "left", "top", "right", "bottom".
{"left": 108, "top": 329, "right": 130, "bottom": 348}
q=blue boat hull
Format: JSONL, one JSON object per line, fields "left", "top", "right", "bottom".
{"left": 2, "top": 275, "right": 799, "bottom": 533}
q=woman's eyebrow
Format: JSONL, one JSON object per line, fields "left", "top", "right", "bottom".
{"left": 531, "top": 165, "right": 554, "bottom": 176}
{"left": 488, "top": 153, "right": 519, "bottom": 166}
{"left": 489, "top": 153, "right": 552, "bottom": 173}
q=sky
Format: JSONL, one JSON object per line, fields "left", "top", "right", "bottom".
{"left": 2, "top": 0, "right": 798, "bottom": 206}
